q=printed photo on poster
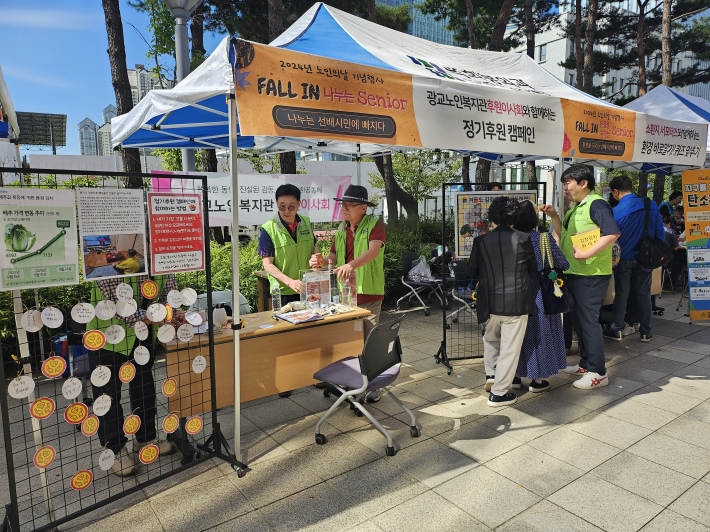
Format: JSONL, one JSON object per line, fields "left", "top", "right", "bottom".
{"left": 77, "top": 189, "right": 148, "bottom": 281}
{"left": 0, "top": 189, "right": 79, "bottom": 290}
{"left": 148, "top": 193, "right": 205, "bottom": 274}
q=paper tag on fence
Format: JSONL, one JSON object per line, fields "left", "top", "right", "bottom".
{"left": 93, "top": 394, "right": 112, "bottom": 416}
{"left": 98, "top": 449, "right": 115, "bottom": 471}
{"left": 21, "top": 310, "right": 43, "bottom": 332}
{"left": 115, "top": 283, "right": 134, "bottom": 303}
{"left": 95, "top": 300, "right": 117, "bottom": 320}
{"left": 71, "top": 302, "right": 95, "bottom": 324}
{"left": 8, "top": 376, "right": 35, "bottom": 399}
{"left": 62, "top": 377, "right": 82, "bottom": 400}
{"left": 167, "top": 290, "right": 184, "bottom": 308}
{"left": 41, "top": 307, "right": 63, "bottom": 329}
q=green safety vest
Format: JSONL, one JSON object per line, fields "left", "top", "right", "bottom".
{"left": 86, "top": 275, "right": 167, "bottom": 356}
{"left": 561, "top": 192, "right": 612, "bottom": 276}
{"left": 262, "top": 214, "right": 315, "bottom": 295}
{"left": 335, "top": 214, "right": 385, "bottom": 296}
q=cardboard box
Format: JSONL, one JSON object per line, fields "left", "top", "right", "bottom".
{"left": 603, "top": 267, "right": 661, "bottom": 306}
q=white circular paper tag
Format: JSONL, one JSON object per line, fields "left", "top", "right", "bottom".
{"left": 71, "top": 302, "right": 95, "bottom": 324}
{"left": 146, "top": 303, "right": 167, "bottom": 322}
{"left": 133, "top": 345, "right": 150, "bottom": 365}
{"left": 90, "top": 366, "right": 111, "bottom": 387}
{"left": 8, "top": 376, "right": 35, "bottom": 399}
{"left": 192, "top": 355, "right": 207, "bottom": 374}
{"left": 104, "top": 324, "right": 125, "bottom": 345}
{"left": 93, "top": 394, "right": 112, "bottom": 416}
{"left": 41, "top": 307, "right": 64, "bottom": 329}
{"left": 116, "top": 299, "right": 138, "bottom": 318}
{"left": 95, "top": 300, "right": 117, "bottom": 321}
{"left": 62, "top": 377, "right": 83, "bottom": 400}
{"left": 167, "top": 290, "right": 184, "bottom": 308}
{"left": 21, "top": 310, "right": 43, "bottom": 332}
{"left": 115, "top": 283, "right": 134, "bottom": 303}
{"left": 185, "top": 311, "right": 203, "bottom": 326}
{"left": 177, "top": 323, "right": 194, "bottom": 342}
{"left": 134, "top": 321, "right": 149, "bottom": 341}
{"left": 157, "top": 324, "right": 175, "bottom": 343}
{"left": 99, "top": 448, "right": 115, "bottom": 471}
{"left": 181, "top": 288, "right": 198, "bottom": 306}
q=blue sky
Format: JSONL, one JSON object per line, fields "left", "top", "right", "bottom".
{"left": 0, "top": 0, "right": 226, "bottom": 158}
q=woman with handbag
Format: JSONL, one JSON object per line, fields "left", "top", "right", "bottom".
{"left": 513, "top": 201, "right": 570, "bottom": 392}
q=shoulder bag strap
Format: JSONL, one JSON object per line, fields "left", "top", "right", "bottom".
{"left": 541, "top": 233, "right": 554, "bottom": 269}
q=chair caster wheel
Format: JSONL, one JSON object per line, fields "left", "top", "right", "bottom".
{"left": 447, "top": 370, "right": 452, "bottom": 375}
{"left": 445, "top": 324, "right": 450, "bottom": 329}
{"left": 424, "top": 310, "right": 430, "bottom": 316}
{"left": 435, "top": 358, "right": 440, "bottom": 364}
{"left": 236, "top": 467, "right": 247, "bottom": 478}
{"left": 385, "top": 446, "right": 396, "bottom": 456}
{"left": 355, "top": 409, "right": 364, "bottom": 417}
{"left": 452, "top": 318, "right": 458, "bottom": 323}
{"left": 323, "top": 389, "right": 331, "bottom": 397}
{"left": 410, "top": 427, "right": 420, "bottom": 438}
{"left": 315, "top": 434, "right": 327, "bottom": 445}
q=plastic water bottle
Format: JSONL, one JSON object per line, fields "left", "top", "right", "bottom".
{"left": 328, "top": 257, "right": 333, "bottom": 270}
{"left": 271, "top": 285, "right": 281, "bottom": 313}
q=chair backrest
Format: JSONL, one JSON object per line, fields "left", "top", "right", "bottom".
{"left": 358, "top": 314, "right": 405, "bottom": 382}
{"left": 449, "top": 259, "right": 470, "bottom": 286}
{"left": 401, "top": 252, "right": 420, "bottom": 277}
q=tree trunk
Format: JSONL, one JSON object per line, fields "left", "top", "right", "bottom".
{"left": 525, "top": 0, "right": 535, "bottom": 59}
{"left": 368, "top": 0, "right": 377, "bottom": 23}
{"left": 638, "top": 171, "right": 649, "bottom": 198}
{"left": 526, "top": 161, "right": 536, "bottom": 190}
{"left": 191, "top": 3, "right": 205, "bottom": 58}
{"left": 576, "top": 0, "right": 584, "bottom": 89}
{"left": 462, "top": 155, "right": 472, "bottom": 191}
{"left": 102, "top": 0, "right": 141, "bottom": 184}
{"left": 268, "top": 0, "right": 284, "bottom": 42}
{"left": 475, "top": 159, "right": 491, "bottom": 191}
{"left": 583, "top": 0, "right": 598, "bottom": 94}
{"left": 653, "top": 173, "right": 665, "bottom": 204}
{"left": 488, "top": 0, "right": 517, "bottom": 51}
{"left": 375, "top": 154, "right": 418, "bottom": 224}
{"left": 637, "top": 0, "right": 648, "bottom": 95}
{"left": 662, "top": 0, "right": 672, "bottom": 86}
{"left": 465, "top": 0, "right": 476, "bottom": 48}
{"left": 279, "top": 152, "right": 297, "bottom": 174}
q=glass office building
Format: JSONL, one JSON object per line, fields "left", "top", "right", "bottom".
{"left": 379, "top": 0, "right": 456, "bottom": 46}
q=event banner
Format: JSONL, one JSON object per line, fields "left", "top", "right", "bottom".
{"left": 232, "top": 40, "right": 707, "bottom": 164}
{"left": 151, "top": 173, "right": 351, "bottom": 226}
{"left": 148, "top": 193, "right": 205, "bottom": 274}
{"left": 0, "top": 188, "right": 79, "bottom": 291}
{"left": 682, "top": 169, "right": 710, "bottom": 321}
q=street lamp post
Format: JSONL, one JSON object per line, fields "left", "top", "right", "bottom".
{"left": 163, "top": 0, "right": 203, "bottom": 172}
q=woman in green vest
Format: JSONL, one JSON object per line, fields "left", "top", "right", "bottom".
{"left": 541, "top": 165, "right": 620, "bottom": 391}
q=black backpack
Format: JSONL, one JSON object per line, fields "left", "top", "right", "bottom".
{"left": 636, "top": 197, "right": 672, "bottom": 268}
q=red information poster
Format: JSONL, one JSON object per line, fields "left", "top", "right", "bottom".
{"left": 148, "top": 193, "right": 205, "bottom": 275}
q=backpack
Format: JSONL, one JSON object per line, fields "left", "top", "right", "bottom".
{"left": 636, "top": 197, "right": 672, "bottom": 269}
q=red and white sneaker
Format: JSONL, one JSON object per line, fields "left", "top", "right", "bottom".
{"left": 563, "top": 365, "right": 588, "bottom": 375}
{"left": 573, "top": 372, "right": 609, "bottom": 389}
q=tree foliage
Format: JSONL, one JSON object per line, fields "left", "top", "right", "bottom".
{"left": 128, "top": 0, "right": 177, "bottom": 86}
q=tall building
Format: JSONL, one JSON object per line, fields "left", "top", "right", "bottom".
{"left": 127, "top": 65, "right": 175, "bottom": 107}
{"left": 102, "top": 104, "right": 117, "bottom": 125}
{"left": 97, "top": 122, "right": 112, "bottom": 156}
{"left": 78, "top": 118, "right": 98, "bottom": 156}
{"left": 379, "top": 0, "right": 455, "bottom": 46}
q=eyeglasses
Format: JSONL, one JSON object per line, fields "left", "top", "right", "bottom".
{"left": 277, "top": 205, "right": 298, "bottom": 212}
{"left": 340, "top": 202, "right": 364, "bottom": 211}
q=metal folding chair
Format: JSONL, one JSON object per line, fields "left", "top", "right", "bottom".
{"left": 396, "top": 252, "right": 447, "bottom": 316}
{"left": 312, "top": 314, "right": 419, "bottom": 456}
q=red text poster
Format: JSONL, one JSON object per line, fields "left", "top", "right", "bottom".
{"left": 148, "top": 193, "right": 205, "bottom": 275}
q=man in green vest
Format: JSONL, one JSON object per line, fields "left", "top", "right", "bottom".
{"left": 259, "top": 184, "right": 319, "bottom": 397}
{"left": 541, "top": 165, "right": 620, "bottom": 390}
{"left": 87, "top": 273, "right": 176, "bottom": 476}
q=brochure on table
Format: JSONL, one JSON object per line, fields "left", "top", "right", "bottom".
{"left": 299, "top": 269, "right": 358, "bottom": 309}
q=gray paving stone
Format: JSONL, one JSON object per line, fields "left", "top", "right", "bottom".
{"left": 495, "top": 500, "right": 604, "bottom": 532}
{"left": 607, "top": 363, "right": 670, "bottom": 385}
{"left": 683, "top": 401, "right": 710, "bottom": 424}
{"left": 398, "top": 376, "right": 462, "bottom": 403}
{"left": 241, "top": 397, "right": 311, "bottom": 430}
{"left": 669, "top": 481, "right": 710, "bottom": 527}
{"left": 348, "top": 416, "right": 431, "bottom": 455}
{"left": 627, "top": 385, "right": 703, "bottom": 414}
{"left": 599, "top": 397, "right": 678, "bottom": 430}
{"left": 238, "top": 429, "right": 289, "bottom": 466}
{"left": 370, "top": 389, "right": 430, "bottom": 418}
{"left": 67, "top": 500, "right": 163, "bottom": 532}
{"left": 645, "top": 347, "right": 707, "bottom": 365}
{"left": 601, "top": 376, "right": 647, "bottom": 396}
{"left": 665, "top": 340, "right": 710, "bottom": 356}
{"left": 527, "top": 427, "right": 621, "bottom": 471}
{"left": 548, "top": 474, "right": 663, "bottom": 532}
{"left": 263, "top": 413, "right": 340, "bottom": 452}
{"left": 290, "top": 433, "right": 380, "bottom": 480}
{"left": 344, "top": 521, "right": 386, "bottom": 532}
{"left": 693, "top": 356, "right": 710, "bottom": 370}
{"left": 544, "top": 385, "right": 620, "bottom": 411}
{"left": 433, "top": 420, "right": 522, "bottom": 464}
{"left": 392, "top": 401, "right": 466, "bottom": 438}
{"left": 626, "top": 433, "right": 710, "bottom": 479}
{"left": 639, "top": 510, "right": 710, "bottom": 532}
{"left": 204, "top": 511, "right": 275, "bottom": 532}
{"left": 652, "top": 375, "right": 710, "bottom": 400}
{"left": 626, "top": 354, "right": 690, "bottom": 375}
{"left": 567, "top": 411, "right": 653, "bottom": 449}
{"left": 476, "top": 407, "right": 558, "bottom": 443}
{"left": 658, "top": 416, "right": 710, "bottom": 450}
{"left": 515, "top": 396, "right": 593, "bottom": 426}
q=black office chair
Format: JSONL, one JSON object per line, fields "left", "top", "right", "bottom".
{"left": 396, "top": 252, "right": 446, "bottom": 316}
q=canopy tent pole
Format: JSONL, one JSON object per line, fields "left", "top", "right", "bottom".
{"left": 356, "top": 143, "right": 361, "bottom": 186}
{"left": 228, "top": 93, "right": 241, "bottom": 463}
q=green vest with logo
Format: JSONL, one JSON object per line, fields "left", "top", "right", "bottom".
{"left": 87, "top": 275, "right": 167, "bottom": 356}
{"left": 561, "top": 192, "right": 612, "bottom": 276}
{"left": 335, "top": 214, "right": 385, "bottom": 296}
{"left": 262, "top": 214, "right": 315, "bottom": 295}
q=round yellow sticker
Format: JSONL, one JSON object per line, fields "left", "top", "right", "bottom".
{"left": 139, "top": 444, "right": 159, "bottom": 464}
{"left": 30, "top": 397, "right": 55, "bottom": 420}
{"left": 81, "top": 414, "right": 99, "bottom": 437}
{"left": 83, "top": 330, "right": 106, "bottom": 351}
{"left": 119, "top": 362, "right": 136, "bottom": 383}
{"left": 185, "top": 416, "right": 203, "bottom": 435}
{"left": 70, "top": 470, "right": 93, "bottom": 491}
{"left": 124, "top": 414, "right": 141, "bottom": 435}
{"left": 161, "top": 378, "right": 177, "bottom": 397}
{"left": 64, "top": 402, "right": 89, "bottom": 425}
{"left": 141, "top": 280, "right": 158, "bottom": 299}
{"left": 33, "top": 446, "right": 56, "bottom": 469}
{"left": 41, "top": 356, "right": 66, "bottom": 379}
{"left": 165, "top": 304, "right": 173, "bottom": 322}
{"left": 162, "top": 414, "right": 179, "bottom": 434}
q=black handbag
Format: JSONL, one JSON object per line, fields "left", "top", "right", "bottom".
{"left": 637, "top": 197, "right": 673, "bottom": 269}
{"left": 538, "top": 233, "right": 574, "bottom": 315}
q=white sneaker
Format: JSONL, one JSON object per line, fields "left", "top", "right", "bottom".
{"left": 112, "top": 445, "right": 136, "bottom": 476}
{"left": 622, "top": 323, "right": 635, "bottom": 336}
{"left": 573, "top": 372, "right": 609, "bottom": 389}
{"left": 563, "top": 365, "right": 588, "bottom": 375}
{"left": 485, "top": 375, "right": 495, "bottom": 392}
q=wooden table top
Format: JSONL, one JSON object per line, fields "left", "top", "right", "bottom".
{"left": 162, "top": 306, "right": 370, "bottom": 352}
{"left": 252, "top": 270, "right": 268, "bottom": 279}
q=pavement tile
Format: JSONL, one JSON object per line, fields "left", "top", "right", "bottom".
{"left": 383, "top": 438, "right": 476, "bottom": 488}
{"left": 400, "top": 348, "right": 430, "bottom": 364}
{"left": 652, "top": 322, "right": 705, "bottom": 339}
{"left": 67, "top": 500, "right": 163, "bottom": 532}
{"left": 142, "top": 460, "right": 223, "bottom": 501}
{"left": 669, "top": 481, "right": 710, "bottom": 527}
{"left": 373, "top": 490, "right": 490, "bottom": 532}
{"left": 665, "top": 340, "right": 710, "bottom": 356}
{"left": 548, "top": 475, "right": 663, "bottom": 532}
{"left": 437, "top": 366, "right": 488, "bottom": 389}
{"left": 544, "top": 385, "right": 620, "bottom": 410}
{"left": 238, "top": 429, "right": 289, "bottom": 466}
{"left": 645, "top": 347, "right": 707, "bottom": 365}
{"left": 433, "top": 420, "right": 522, "bottom": 464}
{"left": 567, "top": 411, "right": 653, "bottom": 449}
{"left": 652, "top": 375, "right": 710, "bottom": 400}
{"left": 639, "top": 510, "right": 710, "bottom": 532}
{"left": 658, "top": 416, "right": 710, "bottom": 450}
{"left": 370, "top": 390, "right": 430, "bottom": 418}
{"left": 527, "top": 427, "right": 621, "bottom": 471}
{"left": 241, "top": 397, "right": 312, "bottom": 430}
{"left": 515, "top": 396, "right": 593, "bottom": 425}
{"left": 693, "top": 357, "right": 710, "bottom": 370}
{"left": 398, "top": 377, "right": 461, "bottom": 403}
{"left": 601, "top": 376, "right": 647, "bottom": 396}
{"left": 289, "top": 385, "right": 342, "bottom": 414}
{"left": 290, "top": 433, "right": 380, "bottom": 480}
{"left": 485, "top": 444, "right": 584, "bottom": 497}
{"left": 434, "top": 465, "right": 541, "bottom": 529}
{"left": 408, "top": 341, "right": 443, "bottom": 357}
{"left": 626, "top": 433, "right": 710, "bottom": 479}
{"left": 345, "top": 521, "right": 386, "bottom": 532}
{"left": 590, "top": 451, "right": 696, "bottom": 506}
{"left": 495, "top": 500, "right": 604, "bottom": 532}
{"left": 263, "top": 413, "right": 340, "bottom": 452}
{"left": 406, "top": 358, "right": 450, "bottom": 377}
{"left": 627, "top": 385, "right": 703, "bottom": 414}
{"left": 437, "top": 391, "right": 498, "bottom": 423}
{"left": 348, "top": 416, "right": 431, "bottom": 456}
{"left": 476, "top": 407, "right": 558, "bottom": 443}
{"left": 626, "top": 354, "right": 690, "bottom": 375}
{"left": 598, "top": 397, "right": 677, "bottom": 431}
{"left": 203, "top": 511, "right": 274, "bottom": 532}
{"left": 607, "top": 363, "right": 669, "bottom": 385}
{"left": 683, "top": 401, "right": 710, "bottom": 424}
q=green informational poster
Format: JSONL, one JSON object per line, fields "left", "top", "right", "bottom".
{"left": 0, "top": 189, "right": 79, "bottom": 290}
